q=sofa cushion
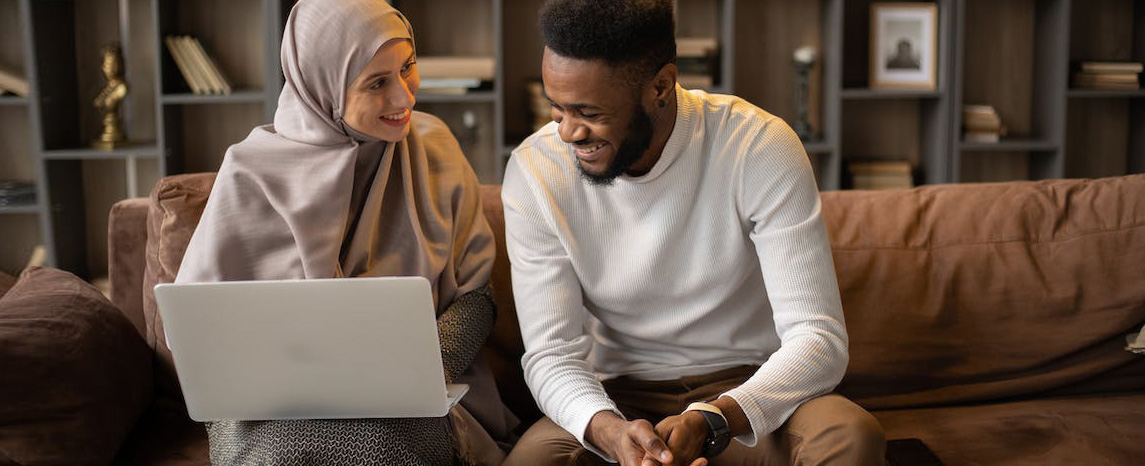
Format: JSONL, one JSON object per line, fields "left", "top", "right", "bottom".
{"left": 0, "top": 270, "right": 15, "bottom": 298}
{"left": 109, "top": 197, "right": 151, "bottom": 338}
{"left": 826, "top": 175, "right": 1145, "bottom": 410}
{"left": 874, "top": 393, "right": 1145, "bottom": 465}
{"left": 143, "top": 173, "right": 216, "bottom": 404}
{"left": 0, "top": 266, "right": 153, "bottom": 465}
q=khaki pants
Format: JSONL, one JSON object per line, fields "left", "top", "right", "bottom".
{"left": 503, "top": 366, "right": 885, "bottom": 466}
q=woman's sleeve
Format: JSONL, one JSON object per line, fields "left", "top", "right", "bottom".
{"left": 436, "top": 284, "right": 495, "bottom": 382}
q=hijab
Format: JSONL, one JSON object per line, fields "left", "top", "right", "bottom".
{"left": 175, "top": 0, "right": 495, "bottom": 315}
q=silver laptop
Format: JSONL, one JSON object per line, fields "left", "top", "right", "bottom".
{"left": 154, "top": 276, "right": 468, "bottom": 422}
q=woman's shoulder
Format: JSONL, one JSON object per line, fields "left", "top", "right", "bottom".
{"left": 408, "top": 111, "right": 469, "bottom": 166}
{"left": 410, "top": 111, "right": 453, "bottom": 141}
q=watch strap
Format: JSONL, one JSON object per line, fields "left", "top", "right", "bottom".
{"left": 684, "top": 402, "right": 731, "bottom": 457}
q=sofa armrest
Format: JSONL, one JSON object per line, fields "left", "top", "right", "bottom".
{"left": 108, "top": 197, "right": 150, "bottom": 338}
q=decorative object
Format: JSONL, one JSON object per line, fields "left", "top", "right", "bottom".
{"left": 870, "top": 3, "right": 938, "bottom": 90}
{"left": 93, "top": 43, "right": 128, "bottom": 150}
{"left": 792, "top": 46, "right": 816, "bottom": 141}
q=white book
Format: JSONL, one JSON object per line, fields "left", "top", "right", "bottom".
{"left": 190, "top": 37, "right": 232, "bottom": 95}
{"left": 181, "top": 36, "right": 220, "bottom": 95}
{"left": 0, "top": 66, "right": 29, "bottom": 97}
{"left": 166, "top": 36, "right": 203, "bottom": 94}
{"left": 419, "top": 77, "right": 482, "bottom": 89}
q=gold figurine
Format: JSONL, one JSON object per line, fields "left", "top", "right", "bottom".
{"left": 93, "top": 43, "right": 128, "bottom": 150}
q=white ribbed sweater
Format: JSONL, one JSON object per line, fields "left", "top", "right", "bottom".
{"left": 501, "top": 86, "right": 848, "bottom": 451}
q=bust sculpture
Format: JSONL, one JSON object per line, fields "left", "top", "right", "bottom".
{"left": 93, "top": 43, "right": 128, "bottom": 150}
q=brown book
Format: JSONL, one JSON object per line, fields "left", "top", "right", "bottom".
{"left": 1080, "top": 61, "right": 1144, "bottom": 74}
{"left": 848, "top": 160, "right": 912, "bottom": 175}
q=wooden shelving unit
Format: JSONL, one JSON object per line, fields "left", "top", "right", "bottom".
{"left": 7, "top": 0, "right": 1145, "bottom": 278}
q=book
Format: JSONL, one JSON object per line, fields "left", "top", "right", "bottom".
{"left": 0, "top": 66, "right": 29, "bottom": 97}
{"left": 1079, "top": 61, "right": 1144, "bottom": 74}
{"left": 848, "top": 160, "right": 914, "bottom": 190}
{"left": 1073, "top": 71, "right": 1140, "bottom": 90}
{"left": 188, "top": 36, "right": 232, "bottom": 95}
{"left": 961, "top": 105, "right": 1005, "bottom": 140}
{"left": 166, "top": 35, "right": 205, "bottom": 94}
{"left": 178, "top": 36, "right": 216, "bottom": 95}
{"left": 677, "top": 37, "right": 718, "bottom": 58}
{"left": 848, "top": 160, "right": 912, "bottom": 175}
{"left": 678, "top": 74, "right": 714, "bottom": 90}
{"left": 964, "top": 131, "right": 1000, "bottom": 144}
{"left": 416, "top": 56, "right": 495, "bottom": 80}
{"left": 419, "top": 78, "right": 483, "bottom": 89}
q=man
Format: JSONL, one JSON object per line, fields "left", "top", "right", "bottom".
{"left": 501, "top": 1, "right": 885, "bottom": 465}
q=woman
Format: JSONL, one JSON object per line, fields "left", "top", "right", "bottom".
{"left": 175, "top": 0, "right": 513, "bottom": 463}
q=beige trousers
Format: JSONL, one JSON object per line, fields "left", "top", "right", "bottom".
{"left": 502, "top": 366, "right": 885, "bottom": 466}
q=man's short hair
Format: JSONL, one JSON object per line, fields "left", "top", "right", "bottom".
{"left": 540, "top": 0, "right": 676, "bottom": 86}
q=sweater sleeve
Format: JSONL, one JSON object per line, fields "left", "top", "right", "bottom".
{"left": 722, "top": 116, "right": 849, "bottom": 446}
{"left": 437, "top": 284, "right": 495, "bottom": 383}
{"left": 501, "top": 155, "right": 623, "bottom": 460}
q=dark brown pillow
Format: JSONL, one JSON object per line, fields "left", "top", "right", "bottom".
{"left": 0, "top": 266, "right": 153, "bottom": 465}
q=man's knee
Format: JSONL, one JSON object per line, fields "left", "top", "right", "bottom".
{"left": 789, "top": 395, "right": 886, "bottom": 465}
{"left": 503, "top": 417, "right": 591, "bottom": 466}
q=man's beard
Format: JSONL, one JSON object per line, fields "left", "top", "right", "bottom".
{"left": 578, "top": 106, "right": 654, "bottom": 186}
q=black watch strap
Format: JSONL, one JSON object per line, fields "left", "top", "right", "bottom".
{"left": 693, "top": 408, "right": 731, "bottom": 457}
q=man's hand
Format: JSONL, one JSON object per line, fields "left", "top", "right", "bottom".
{"left": 650, "top": 412, "right": 709, "bottom": 466}
{"left": 586, "top": 411, "right": 679, "bottom": 466}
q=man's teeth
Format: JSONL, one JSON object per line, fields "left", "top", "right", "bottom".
{"left": 382, "top": 110, "right": 407, "bottom": 120}
{"left": 581, "top": 143, "right": 604, "bottom": 153}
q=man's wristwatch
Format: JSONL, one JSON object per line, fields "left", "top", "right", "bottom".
{"left": 685, "top": 402, "right": 731, "bottom": 457}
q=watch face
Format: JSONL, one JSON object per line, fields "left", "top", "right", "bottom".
{"left": 698, "top": 410, "right": 731, "bottom": 457}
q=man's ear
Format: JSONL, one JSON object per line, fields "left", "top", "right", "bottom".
{"left": 653, "top": 63, "right": 678, "bottom": 101}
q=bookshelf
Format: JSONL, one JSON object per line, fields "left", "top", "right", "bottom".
{"left": 8, "top": 0, "right": 1145, "bottom": 279}
{"left": 0, "top": 0, "right": 40, "bottom": 275}
{"left": 1065, "top": 0, "right": 1145, "bottom": 178}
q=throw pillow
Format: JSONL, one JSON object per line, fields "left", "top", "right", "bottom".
{"left": 0, "top": 266, "right": 153, "bottom": 466}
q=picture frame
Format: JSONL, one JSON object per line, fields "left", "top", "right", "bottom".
{"left": 870, "top": 3, "right": 938, "bottom": 90}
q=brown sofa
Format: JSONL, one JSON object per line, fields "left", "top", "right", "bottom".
{"left": 53, "top": 173, "right": 1145, "bottom": 463}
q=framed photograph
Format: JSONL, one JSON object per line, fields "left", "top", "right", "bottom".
{"left": 870, "top": 3, "right": 938, "bottom": 90}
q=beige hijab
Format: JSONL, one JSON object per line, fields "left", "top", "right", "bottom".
{"left": 176, "top": 0, "right": 495, "bottom": 315}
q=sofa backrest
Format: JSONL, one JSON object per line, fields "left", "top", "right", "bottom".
{"left": 825, "top": 175, "right": 1145, "bottom": 410}
{"left": 119, "top": 173, "right": 1145, "bottom": 417}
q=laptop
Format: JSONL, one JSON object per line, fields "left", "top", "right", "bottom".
{"left": 154, "top": 276, "right": 468, "bottom": 422}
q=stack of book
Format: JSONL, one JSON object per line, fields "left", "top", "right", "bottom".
{"left": 0, "top": 66, "right": 29, "bottom": 97}
{"left": 677, "top": 37, "right": 718, "bottom": 90}
{"left": 963, "top": 105, "right": 1006, "bottom": 143}
{"left": 0, "top": 180, "right": 35, "bottom": 206}
{"left": 417, "top": 56, "right": 494, "bottom": 95}
{"left": 526, "top": 80, "right": 551, "bottom": 132}
{"left": 166, "top": 35, "right": 232, "bottom": 95}
{"left": 1073, "top": 61, "right": 1142, "bottom": 90}
{"left": 848, "top": 160, "right": 913, "bottom": 190}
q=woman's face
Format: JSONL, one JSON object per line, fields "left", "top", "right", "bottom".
{"left": 343, "top": 39, "right": 419, "bottom": 142}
